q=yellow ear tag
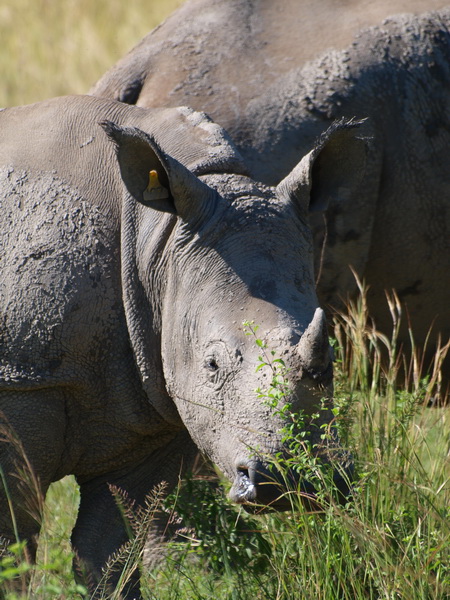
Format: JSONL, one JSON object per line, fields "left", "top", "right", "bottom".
{"left": 143, "top": 170, "right": 169, "bottom": 202}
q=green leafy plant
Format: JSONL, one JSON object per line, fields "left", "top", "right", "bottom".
{"left": 242, "top": 320, "right": 348, "bottom": 509}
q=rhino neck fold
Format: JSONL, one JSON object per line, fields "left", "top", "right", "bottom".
{"left": 120, "top": 192, "right": 183, "bottom": 426}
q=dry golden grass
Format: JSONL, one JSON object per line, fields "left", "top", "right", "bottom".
{"left": 0, "top": 0, "right": 184, "bottom": 107}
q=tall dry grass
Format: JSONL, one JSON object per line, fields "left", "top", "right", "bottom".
{"left": 0, "top": 0, "right": 184, "bottom": 107}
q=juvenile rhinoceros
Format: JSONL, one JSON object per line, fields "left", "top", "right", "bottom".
{"left": 92, "top": 6, "right": 450, "bottom": 380}
{"left": 0, "top": 95, "right": 363, "bottom": 596}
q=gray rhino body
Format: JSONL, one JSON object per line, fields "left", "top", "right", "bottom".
{"left": 90, "top": 0, "right": 447, "bottom": 125}
{"left": 92, "top": 5, "right": 450, "bottom": 374}
{"left": 0, "top": 95, "right": 362, "bottom": 595}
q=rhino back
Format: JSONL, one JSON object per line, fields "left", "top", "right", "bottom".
{"left": 0, "top": 96, "right": 245, "bottom": 218}
{"left": 0, "top": 98, "right": 129, "bottom": 386}
{"left": 242, "top": 9, "right": 450, "bottom": 176}
{"left": 90, "top": 0, "right": 449, "bottom": 128}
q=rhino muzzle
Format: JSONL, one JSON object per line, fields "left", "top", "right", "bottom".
{"left": 229, "top": 459, "right": 354, "bottom": 511}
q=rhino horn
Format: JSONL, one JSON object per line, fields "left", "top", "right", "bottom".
{"left": 101, "top": 120, "right": 216, "bottom": 224}
{"left": 297, "top": 307, "right": 331, "bottom": 375}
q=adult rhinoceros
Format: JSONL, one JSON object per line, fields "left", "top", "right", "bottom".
{"left": 92, "top": 6, "right": 450, "bottom": 380}
{"left": 0, "top": 95, "right": 363, "bottom": 596}
{"left": 90, "top": 0, "right": 448, "bottom": 129}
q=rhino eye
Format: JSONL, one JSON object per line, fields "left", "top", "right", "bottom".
{"left": 205, "top": 357, "right": 219, "bottom": 372}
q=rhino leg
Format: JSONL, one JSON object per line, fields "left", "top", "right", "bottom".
{"left": 0, "top": 390, "right": 67, "bottom": 561}
{"left": 72, "top": 429, "right": 198, "bottom": 599}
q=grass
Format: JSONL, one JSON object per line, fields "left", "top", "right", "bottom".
{"left": 0, "top": 0, "right": 184, "bottom": 107}
{"left": 1, "top": 282, "right": 449, "bottom": 599}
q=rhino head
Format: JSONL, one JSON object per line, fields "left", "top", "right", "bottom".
{"left": 103, "top": 117, "right": 365, "bottom": 510}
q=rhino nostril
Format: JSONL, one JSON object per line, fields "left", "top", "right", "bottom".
{"left": 237, "top": 465, "right": 250, "bottom": 479}
{"left": 229, "top": 464, "right": 257, "bottom": 504}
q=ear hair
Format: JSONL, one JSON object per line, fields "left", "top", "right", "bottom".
{"left": 276, "top": 118, "right": 368, "bottom": 213}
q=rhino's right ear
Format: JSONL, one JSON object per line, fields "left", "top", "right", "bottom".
{"left": 276, "top": 119, "right": 368, "bottom": 213}
{"left": 100, "top": 120, "right": 215, "bottom": 222}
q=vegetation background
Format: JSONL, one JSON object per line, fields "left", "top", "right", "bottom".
{"left": 0, "top": 0, "right": 184, "bottom": 107}
{"left": 0, "top": 1, "right": 449, "bottom": 599}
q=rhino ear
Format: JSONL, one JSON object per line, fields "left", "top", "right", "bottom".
{"left": 276, "top": 119, "right": 368, "bottom": 213}
{"left": 100, "top": 120, "right": 215, "bottom": 221}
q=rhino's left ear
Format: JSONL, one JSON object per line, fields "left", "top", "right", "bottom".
{"left": 100, "top": 120, "right": 215, "bottom": 221}
{"left": 276, "top": 119, "right": 368, "bottom": 213}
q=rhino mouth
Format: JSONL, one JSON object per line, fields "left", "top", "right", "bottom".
{"left": 229, "top": 464, "right": 314, "bottom": 511}
{"left": 229, "top": 462, "right": 351, "bottom": 512}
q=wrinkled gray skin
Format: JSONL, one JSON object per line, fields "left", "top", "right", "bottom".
{"left": 0, "top": 95, "right": 363, "bottom": 597}
{"left": 92, "top": 5, "right": 450, "bottom": 375}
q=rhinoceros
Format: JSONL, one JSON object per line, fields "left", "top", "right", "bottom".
{"left": 90, "top": 0, "right": 448, "bottom": 131}
{"left": 91, "top": 6, "right": 450, "bottom": 381}
{"left": 0, "top": 95, "right": 363, "bottom": 596}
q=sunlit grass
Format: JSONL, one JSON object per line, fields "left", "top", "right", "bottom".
{"left": 0, "top": 0, "right": 184, "bottom": 107}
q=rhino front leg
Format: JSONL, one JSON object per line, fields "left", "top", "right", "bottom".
{"left": 72, "top": 429, "right": 199, "bottom": 599}
{"left": 0, "top": 390, "right": 67, "bottom": 562}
